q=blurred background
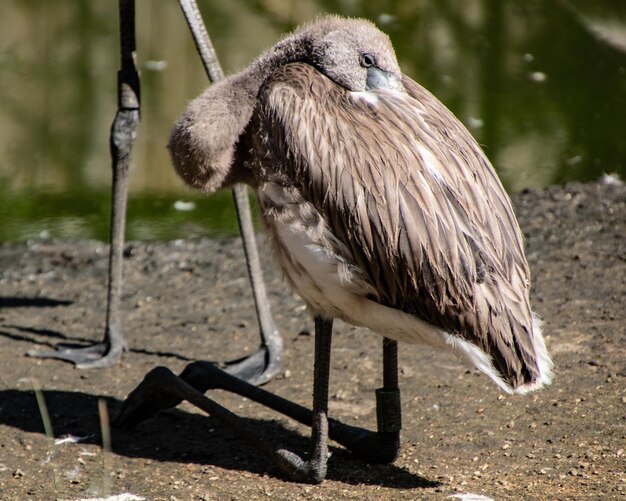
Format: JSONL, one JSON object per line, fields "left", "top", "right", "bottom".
{"left": 1, "top": 0, "right": 625, "bottom": 241}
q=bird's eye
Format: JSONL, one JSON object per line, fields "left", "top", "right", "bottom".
{"left": 360, "top": 53, "right": 375, "bottom": 68}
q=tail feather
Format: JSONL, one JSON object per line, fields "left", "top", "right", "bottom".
{"left": 512, "top": 314, "right": 553, "bottom": 394}
{"left": 445, "top": 313, "right": 553, "bottom": 394}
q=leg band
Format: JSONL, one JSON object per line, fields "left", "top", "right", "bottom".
{"left": 375, "top": 387, "right": 402, "bottom": 433}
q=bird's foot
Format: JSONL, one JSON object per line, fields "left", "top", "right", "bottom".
{"left": 328, "top": 420, "right": 400, "bottom": 464}
{"left": 331, "top": 386, "right": 400, "bottom": 463}
{"left": 27, "top": 341, "right": 124, "bottom": 369}
{"left": 27, "top": 323, "right": 126, "bottom": 369}
{"left": 221, "top": 346, "right": 280, "bottom": 386}
{"left": 275, "top": 449, "right": 329, "bottom": 484}
{"left": 114, "top": 366, "right": 329, "bottom": 482}
{"left": 114, "top": 349, "right": 279, "bottom": 430}
{"left": 113, "top": 366, "right": 183, "bottom": 429}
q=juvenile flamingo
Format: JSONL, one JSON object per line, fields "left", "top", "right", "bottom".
{"left": 117, "top": 16, "right": 553, "bottom": 483}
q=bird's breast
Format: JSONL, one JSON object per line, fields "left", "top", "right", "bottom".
{"left": 257, "top": 181, "right": 376, "bottom": 319}
{"left": 256, "top": 180, "right": 456, "bottom": 347}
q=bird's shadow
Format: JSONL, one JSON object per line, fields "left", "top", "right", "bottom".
{"left": 0, "top": 294, "right": 194, "bottom": 361}
{"left": 0, "top": 388, "right": 438, "bottom": 489}
{"left": 0, "top": 296, "right": 73, "bottom": 309}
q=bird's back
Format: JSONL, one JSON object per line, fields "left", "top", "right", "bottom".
{"left": 247, "top": 62, "right": 552, "bottom": 393}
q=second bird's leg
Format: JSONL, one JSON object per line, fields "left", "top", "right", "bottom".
{"left": 27, "top": 0, "right": 139, "bottom": 368}
{"left": 177, "top": 0, "right": 283, "bottom": 386}
{"left": 30, "top": 0, "right": 282, "bottom": 379}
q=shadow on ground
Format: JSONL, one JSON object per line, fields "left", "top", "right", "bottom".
{"left": 0, "top": 388, "right": 437, "bottom": 489}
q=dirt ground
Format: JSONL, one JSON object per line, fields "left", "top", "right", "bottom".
{"left": 0, "top": 181, "right": 624, "bottom": 500}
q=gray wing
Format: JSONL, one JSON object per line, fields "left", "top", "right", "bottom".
{"left": 254, "top": 63, "right": 539, "bottom": 387}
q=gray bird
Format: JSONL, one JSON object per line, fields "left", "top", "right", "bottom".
{"left": 126, "top": 15, "right": 553, "bottom": 483}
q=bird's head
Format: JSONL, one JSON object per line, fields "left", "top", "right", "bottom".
{"left": 303, "top": 17, "right": 404, "bottom": 93}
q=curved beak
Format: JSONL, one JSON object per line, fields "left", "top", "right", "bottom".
{"left": 366, "top": 67, "right": 403, "bottom": 92}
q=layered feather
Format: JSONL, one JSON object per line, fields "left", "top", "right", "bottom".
{"left": 249, "top": 62, "right": 552, "bottom": 391}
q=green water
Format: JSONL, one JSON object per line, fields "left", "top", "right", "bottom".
{"left": 1, "top": 0, "right": 625, "bottom": 242}
{"left": 0, "top": 188, "right": 247, "bottom": 242}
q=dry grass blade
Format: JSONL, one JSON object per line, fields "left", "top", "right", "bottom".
{"left": 31, "top": 377, "right": 61, "bottom": 497}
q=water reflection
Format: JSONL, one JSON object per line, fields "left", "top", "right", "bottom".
{"left": 1, "top": 0, "right": 625, "bottom": 241}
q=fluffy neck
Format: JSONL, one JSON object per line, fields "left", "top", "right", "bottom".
{"left": 168, "top": 29, "right": 314, "bottom": 193}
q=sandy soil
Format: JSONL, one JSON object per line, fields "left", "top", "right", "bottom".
{"left": 0, "top": 181, "right": 624, "bottom": 500}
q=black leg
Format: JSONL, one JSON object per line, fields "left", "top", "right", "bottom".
{"left": 115, "top": 334, "right": 402, "bottom": 483}
{"left": 272, "top": 316, "right": 332, "bottom": 483}
{"left": 28, "top": 0, "right": 139, "bottom": 368}
{"left": 113, "top": 366, "right": 298, "bottom": 466}
{"left": 116, "top": 316, "right": 334, "bottom": 483}
{"left": 373, "top": 338, "right": 401, "bottom": 462}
